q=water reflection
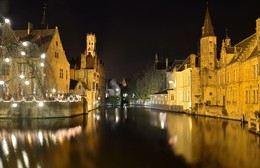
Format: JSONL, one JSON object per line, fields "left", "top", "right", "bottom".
{"left": 166, "top": 114, "right": 260, "bottom": 168}
{"left": 0, "top": 108, "right": 259, "bottom": 168}
{"left": 0, "top": 115, "right": 100, "bottom": 168}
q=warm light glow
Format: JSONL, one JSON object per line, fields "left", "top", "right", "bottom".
{"left": 21, "top": 51, "right": 26, "bottom": 56}
{"left": 52, "top": 88, "right": 56, "bottom": 93}
{"left": 4, "top": 58, "right": 10, "bottom": 63}
{"left": 22, "top": 41, "right": 29, "bottom": 47}
{"left": 40, "top": 62, "right": 44, "bottom": 67}
{"left": 38, "top": 102, "right": 44, "bottom": 107}
{"left": 20, "top": 74, "right": 25, "bottom": 79}
{"left": 4, "top": 18, "right": 10, "bottom": 24}
{"left": 25, "top": 80, "right": 30, "bottom": 85}
{"left": 12, "top": 103, "right": 18, "bottom": 108}
{"left": 0, "top": 81, "right": 4, "bottom": 85}
{"left": 40, "top": 53, "right": 46, "bottom": 59}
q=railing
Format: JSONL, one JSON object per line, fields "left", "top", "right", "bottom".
{"left": 248, "top": 118, "right": 260, "bottom": 133}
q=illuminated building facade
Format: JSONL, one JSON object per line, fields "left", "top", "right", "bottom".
{"left": 152, "top": 8, "right": 260, "bottom": 121}
{"left": 70, "top": 33, "right": 105, "bottom": 110}
{"left": 7, "top": 24, "right": 70, "bottom": 98}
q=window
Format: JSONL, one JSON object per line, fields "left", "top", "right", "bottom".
{"left": 56, "top": 41, "right": 58, "bottom": 46}
{"left": 228, "top": 72, "right": 230, "bottom": 83}
{"left": 246, "top": 90, "right": 250, "bottom": 104}
{"left": 55, "top": 52, "right": 59, "bottom": 59}
{"left": 234, "top": 69, "right": 237, "bottom": 82}
{"left": 171, "top": 94, "right": 174, "bottom": 101}
{"left": 60, "top": 69, "right": 63, "bottom": 79}
{"left": 254, "top": 64, "right": 258, "bottom": 79}
{"left": 66, "top": 70, "right": 68, "bottom": 80}
{"left": 209, "top": 76, "right": 212, "bottom": 79}
{"left": 79, "top": 85, "right": 81, "bottom": 89}
{"left": 254, "top": 90, "right": 258, "bottom": 104}
{"left": 209, "top": 92, "right": 213, "bottom": 96}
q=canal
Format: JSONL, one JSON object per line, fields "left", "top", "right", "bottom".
{"left": 0, "top": 107, "right": 260, "bottom": 168}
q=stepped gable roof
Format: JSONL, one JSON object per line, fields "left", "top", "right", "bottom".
{"left": 15, "top": 29, "right": 55, "bottom": 54}
{"left": 229, "top": 34, "right": 257, "bottom": 64}
{"left": 201, "top": 8, "right": 215, "bottom": 38}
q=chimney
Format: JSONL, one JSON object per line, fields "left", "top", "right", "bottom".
{"left": 27, "top": 22, "right": 33, "bottom": 34}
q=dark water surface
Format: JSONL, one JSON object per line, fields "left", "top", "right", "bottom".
{"left": 0, "top": 107, "right": 260, "bottom": 168}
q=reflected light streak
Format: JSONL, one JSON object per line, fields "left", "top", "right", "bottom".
{"left": 17, "top": 159, "right": 23, "bottom": 168}
{"left": 22, "top": 151, "right": 29, "bottom": 168}
{"left": 0, "top": 158, "right": 3, "bottom": 168}
{"left": 38, "top": 131, "right": 43, "bottom": 146}
{"left": 159, "top": 112, "right": 167, "bottom": 129}
{"left": 115, "top": 108, "right": 119, "bottom": 123}
{"left": 27, "top": 134, "right": 32, "bottom": 146}
{"left": 2, "top": 137, "right": 9, "bottom": 157}
{"left": 11, "top": 134, "right": 17, "bottom": 150}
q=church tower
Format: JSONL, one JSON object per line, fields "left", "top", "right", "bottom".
{"left": 81, "top": 33, "right": 96, "bottom": 69}
{"left": 200, "top": 7, "right": 217, "bottom": 105}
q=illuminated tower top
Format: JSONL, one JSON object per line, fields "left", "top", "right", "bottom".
{"left": 86, "top": 33, "right": 96, "bottom": 56}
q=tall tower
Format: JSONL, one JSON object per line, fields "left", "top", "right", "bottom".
{"left": 86, "top": 33, "right": 96, "bottom": 56}
{"left": 81, "top": 33, "right": 96, "bottom": 69}
{"left": 200, "top": 7, "right": 217, "bottom": 105}
{"left": 200, "top": 7, "right": 217, "bottom": 69}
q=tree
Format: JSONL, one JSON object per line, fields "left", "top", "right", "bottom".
{"left": 129, "top": 64, "right": 164, "bottom": 103}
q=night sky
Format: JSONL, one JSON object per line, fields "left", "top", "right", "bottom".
{"left": 1, "top": 0, "right": 260, "bottom": 79}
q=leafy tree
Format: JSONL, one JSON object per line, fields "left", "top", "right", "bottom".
{"left": 129, "top": 64, "right": 164, "bottom": 103}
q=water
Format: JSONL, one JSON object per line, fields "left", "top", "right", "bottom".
{"left": 0, "top": 107, "right": 259, "bottom": 168}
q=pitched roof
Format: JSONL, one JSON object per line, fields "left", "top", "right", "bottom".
{"left": 15, "top": 29, "right": 55, "bottom": 54}
{"left": 228, "top": 34, "right": 257, "bottom": 64}
{"left": 201, "top": 8, "right": 215, "bottom": 38}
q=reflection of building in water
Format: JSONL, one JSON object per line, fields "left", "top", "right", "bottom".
{"left": 0, "top": 126, "right": 82, "bottom": 168}
{"left": 166, "top": 113, "right": 260, "bottom": 168}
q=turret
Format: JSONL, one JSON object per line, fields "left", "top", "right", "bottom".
{"left": 200, "top": 7, "right": 217, "bottom": 70}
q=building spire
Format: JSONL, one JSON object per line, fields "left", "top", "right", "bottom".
{"left": 201, "top": 7, "right": 215, "bottom": 38}
{"left": 41, "top": 1, "right": 48, "bottom": 29}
